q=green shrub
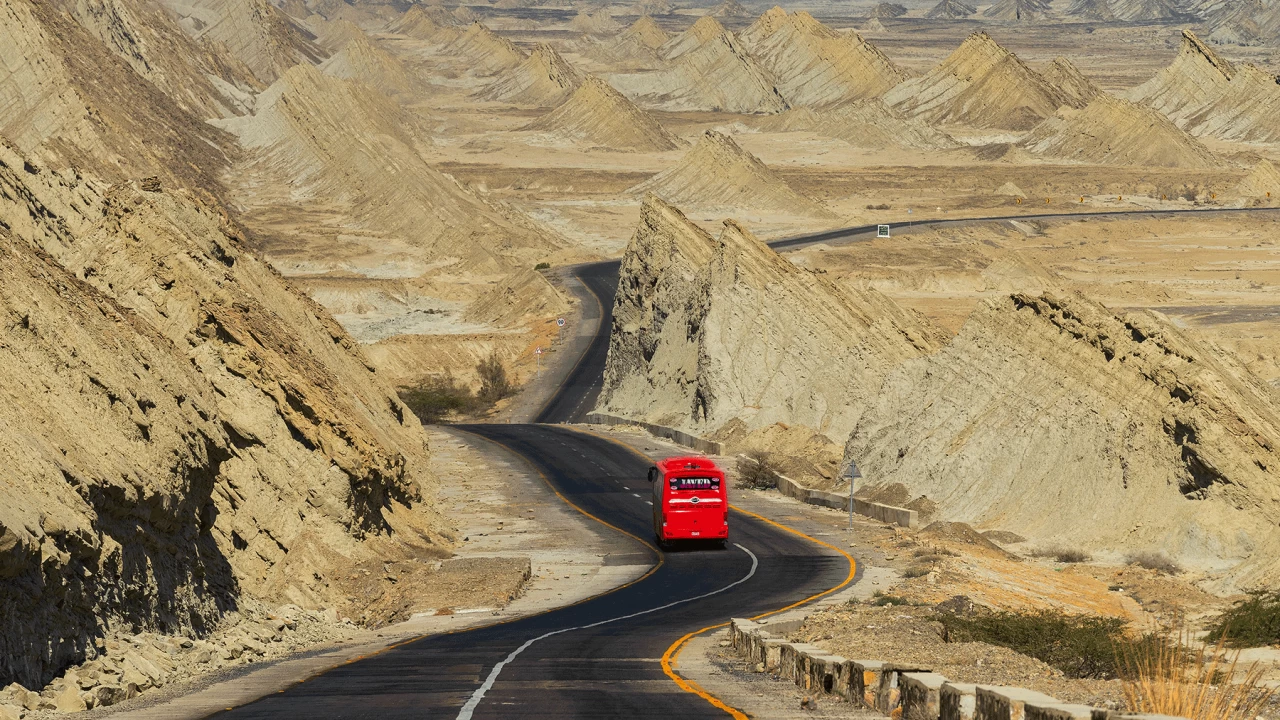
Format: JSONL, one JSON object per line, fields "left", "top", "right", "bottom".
{"left": 871, "top": 592, "right": 913, "bottom": 607}
{"left": 903, "top": 565, "right": 932, "bottom": 579}
{"left": 1206, "top": 592, "right": 1280, "bottom": 648}
{"left": 476, "top": 352, "right": 514, "bottom": 404}
{"left": 398, "top": 373, "right": 479, "bottom": 423}
{"left": 735, "top": 452, "right": 780, "bottom": 490}
{"left": 938, "top": 608, "right": 1130, "bottom": 679}
{"left": 534, "top": 262, "right": 551, "bottom": 270}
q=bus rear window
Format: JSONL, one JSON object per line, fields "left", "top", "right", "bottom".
{"left": 669, "top": 476, "right": 719, "bottom": 490}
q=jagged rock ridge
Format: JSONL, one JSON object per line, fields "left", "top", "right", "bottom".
{"left": 1130, "top": 29, "right": 1280, "bottom": 143}
{"left": 739, "top": 8, "right": 911, "bottom": 108}
{"left": 884, "top": 31, "right": 1075, "bottom": 130}
{"left": 526, "top": 75, "right": 682, "bottom": 151}
{"left": 844, "top": 292, "right": 1280, "bottom": 589}
{"left": 1020, "top": 92, "right": 1218, "bottom": 167}
{"left": 598, "top": 196, "right": 943, "bottom": 440}
{"left": 158, "top": 0, "right": 328, "bottom": 85}
{"left": 629, "top": 130, "right": 833, "bottom": 216}
{"left": 478, "top": 43, "right": 584, "bottom": 105}
{"left": 927, "top": 0, "right": 977, "bottom": 18}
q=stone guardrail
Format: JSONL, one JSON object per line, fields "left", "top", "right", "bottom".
{"left": 729, "top": 618, "right": 1184, "bottom": 720}
{"left": 582, "top": 413, "right": 917, "bottom": 528}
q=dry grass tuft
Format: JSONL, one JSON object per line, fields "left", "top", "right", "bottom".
{"left": 1119, "top": 626, "right": 1275, "bottom": 719}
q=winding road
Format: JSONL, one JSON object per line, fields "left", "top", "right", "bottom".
{"left": 209, "top": 207, "right": 1273, "bottom": 719}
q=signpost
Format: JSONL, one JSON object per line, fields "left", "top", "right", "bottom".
{"left": 846, "top": 461, "right": 863, "bottom": 530}
{"left": 877, "top": 225, "right": 890, "bottom": 238}
{"left": 535, "top": 346, "right": 543, "bottom": 379}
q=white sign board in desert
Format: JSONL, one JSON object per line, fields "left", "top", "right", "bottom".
{"left": 877, "top": 225, "right": 891, "bottom": 238}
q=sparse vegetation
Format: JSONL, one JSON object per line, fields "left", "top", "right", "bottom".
{"left": 735, "top": 451, "right": 781, "bottom": 490}
{"left": 903, "top": 565, "right": 933, "bottom": 578}
{"left": 477, "top": 351, "right": 515, "bottom": 404}
{"left": 1029, "top": 546, "right": 1092, "bottom": 563}
{"left": 870, "top": 592, "right": 914, "bottom": 607}
{"left": 1126, "top": 551, "right": 1182, "bottom": 575}
{"left": 1205, "top": 592, "right": 1280, "bottom": 648}
{"left": 1120, "top": 626, "right": 1275, "bottom": 719}
{"left": 938, "top": 608, "right": 1130, "bottom": 679}
{"left": 534, "top": 262, "right": 551, "bottom": 270}
{"left": 399, "top": 353, "right": 516, "bottom": 423}
{"left": 865, "top": 203, "right": 891, "bottom": 210}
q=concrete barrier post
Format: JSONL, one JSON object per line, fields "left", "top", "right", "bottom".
{"left": 833, "top": 657, "right": 859, "bottom": 702}
{"left": 814, "top": 656, "right": 847, "bottom": 697}
{"left": 851, "top": 660, "right": 885, "bottom": 708}
{"left": 876, "top": 664, "right": 930, "bottom": 714}
{"left": 730, "top": 619, "right": 757, "bottom": 651}
{"left": 1022, "top": 703, "right": 1098, "bottom": 720}
{"left": 901, "top": 672, "right": 949, "bottom": 720}
{"left": 941, "top": 683, "right": 978, "bottom": 720}
{"left": 762, "top": 638, "right": 787, "bottom": 672}
{"left": 975, "top": 687, "right": 1061, "bottom": 720}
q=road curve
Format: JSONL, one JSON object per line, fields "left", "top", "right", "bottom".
{"left": 207, "top": 425, "right": 852, "bottom": 719}
{"left": 541, "top": 206, "right": 1280, "bottom": 423}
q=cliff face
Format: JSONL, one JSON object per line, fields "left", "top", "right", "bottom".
{"left": 598, "top": 196, "right": 942, "bottom": 441}
{"left": 844, "top": 293, "right": 1280, "bottom": 588}
{"left": 0, "top": 142, "right": 442, "bottom": 689}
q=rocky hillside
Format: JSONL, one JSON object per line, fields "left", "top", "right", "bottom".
{"left": 927, "top": 0, "right": 977, "bottom": 18}
{"left": 629, "top": 130, "right": 834, "bottom": 217}
{"left": 319, "top": 31, "right": 413, "bottom": 96}
{"left": 612, "top": 16, "right": 788, "bottom": 114}
{"left": 215, "top": 64, "right": 560, "bottom": 270}
{"left": 598, "top": 196, "right": 943, "bottom": 441}
{"left": 984, "top": 0, "right": 1054, "bottom": 20}
{"left": 0, "top": 140, "right": 441, "bottom": 690}
{"left": 885, "top": 32, "right": 1074, "bottom": 131}
{"left": 1130, "top": 29, "right": 1280, "bottom": 143}
{"left": 445, "top": 22, "right": 526, "bottom": 75}
{"left": 0, "top": 0, "right": 236, "bottom": 192}
{"left": 1041, "top": 57, "right": 1099, "bottom": 107}
{"left": 158, "top": 0, "right": 327, "bottom": 85}
{"left": 478, "top": 43, "right": 584, "bottom": 106}
{"left": 738, "top": 8, "right": 910, "bottom": 108}
{"left": 1020, "top": 93, "right": 1218, "bottom": 168}
{"left": 844, "top": 293, "right": 1280, "bottom": 589}
{"left": 526, "top": 75, "right": 683, "bottom": 152}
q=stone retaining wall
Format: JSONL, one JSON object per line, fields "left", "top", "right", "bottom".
{"left": 728, "top": 618, "right": 1181, "bottom": 720}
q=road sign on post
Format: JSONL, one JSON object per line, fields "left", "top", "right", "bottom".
{"left": 557, "top": 318, "right": 565, "bottom": 327}
{"left": 877, "top": 225, "right": 890, "bottom": 238}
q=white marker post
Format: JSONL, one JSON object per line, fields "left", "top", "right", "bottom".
{"left": 535, "top": 346, "right": 543, "bottom": 379}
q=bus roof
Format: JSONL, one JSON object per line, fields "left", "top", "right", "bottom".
{"left": 657, "top": 456, "right": 720, "bottom": 473}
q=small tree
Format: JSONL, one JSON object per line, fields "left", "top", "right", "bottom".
{"left": 735, "top": 451, "right": 781, "bottom": 490}
{"left": 476, "top": 352, "right": 514, "bottom": 404}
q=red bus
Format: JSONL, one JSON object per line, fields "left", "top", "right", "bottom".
{"left": 649, "top": 456, "right": 728, "bottom": 549}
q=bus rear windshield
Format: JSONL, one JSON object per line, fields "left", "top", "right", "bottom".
{"left": 669, "top": 476, "right": 719, "bottom": 490}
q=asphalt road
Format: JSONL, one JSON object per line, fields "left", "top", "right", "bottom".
{"left": 209, "top": 425, "right": 852, "bottom": 719}
{"left": 209, "top": 206, "right": 1274, "bottom": 719}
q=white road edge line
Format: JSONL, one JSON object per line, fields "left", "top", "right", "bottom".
{"left": 455, "top": 544, "right": 759, "bottom": 720}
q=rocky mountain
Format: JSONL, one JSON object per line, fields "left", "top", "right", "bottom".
{"left": 571, "top": 9, "right": 621, "bottom": 35}
{"left": 1201, "top": 0, "right": 1280, "bottom": 44}
{"left": 629, "top": 130, "right": 834, "bottom": 217}
{"left": 597, "top": 196, "right": 942, "bottom": 440}
{"left": 319, "top": 31, "right": 413, "bottom": 95}
{"left": 525, "top": 75, "right": 683, "bottom": 151}
{"left": 0, "top": 141, "right": 440, "bottom": 690}
{"left": 983, "top": 0, "right": 1054, "bottom": 20}
{"left": 444, "top": 22, "right": 526, "bottom": 75}
{"left": 884, "top": 32, "right": 1075, "bottom": 130}
{"left": 1041, "top": 57, "right": 1100, "bottom": 107}
{"left": 738, "top": 8, "right": 910, "bottom": 108}
{"left": 158, "top": 0, "right": 328, "bottom": 85}
{"left": 927, "top": 0, "right": 977, "bottom": 18}
{"left": 1020, "top": 93, "right": 1218, "bottom": 167}
{"left": 1066, "top": 0, "right": 1117, "bottom": 19}
{"left": 215, "top": 64, "right": 560, "bottom": 269}
{"left": 774, "top": 100, "right": 959, "bottom": 150}
{"left": 624, "top": 15, "right": 670, "bottom": 48}
{"left": 477, "top": 43, "right": 584, "bottom": 106}
{"left": 1130, "top": 29, "right": 1280, "bottom": 143}
{"left": 844, "top": 293, "right": 1280, "bottom": 588}
{"left": 871, "top": 2, "right": 909, "bottom": 17}
{"left": 611, "top": 17, "right": 788, "bottom": 114}
{"left": 388, "top": 5, "right": 460, "bottom": 43}
{"left": 1232, "top": 159, "right": 1280, "bottom": 200}
{"left": 0, "top": 0, "right": 236, "bottom": 192}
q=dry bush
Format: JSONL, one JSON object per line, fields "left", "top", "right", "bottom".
{"left": 1126, "top": 551, "right": 1182, "bottom": 575}
{"left": 476, "top": 352, "right": 514, "bottom": 404}
{"left": 1029, "top": 547, "right": 1092, "bottom": 563}
{"left": 1206, "top": 592, "right": 1280, "bottom": 648}
{"left": 903, "top": 566, "right": 932, "bottom": 579}
{"left": 1120, "top": 626, "right": 1275, "bottom": 719}
{"left": 735, "top": 451, "right": 780, "bottom": 490}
